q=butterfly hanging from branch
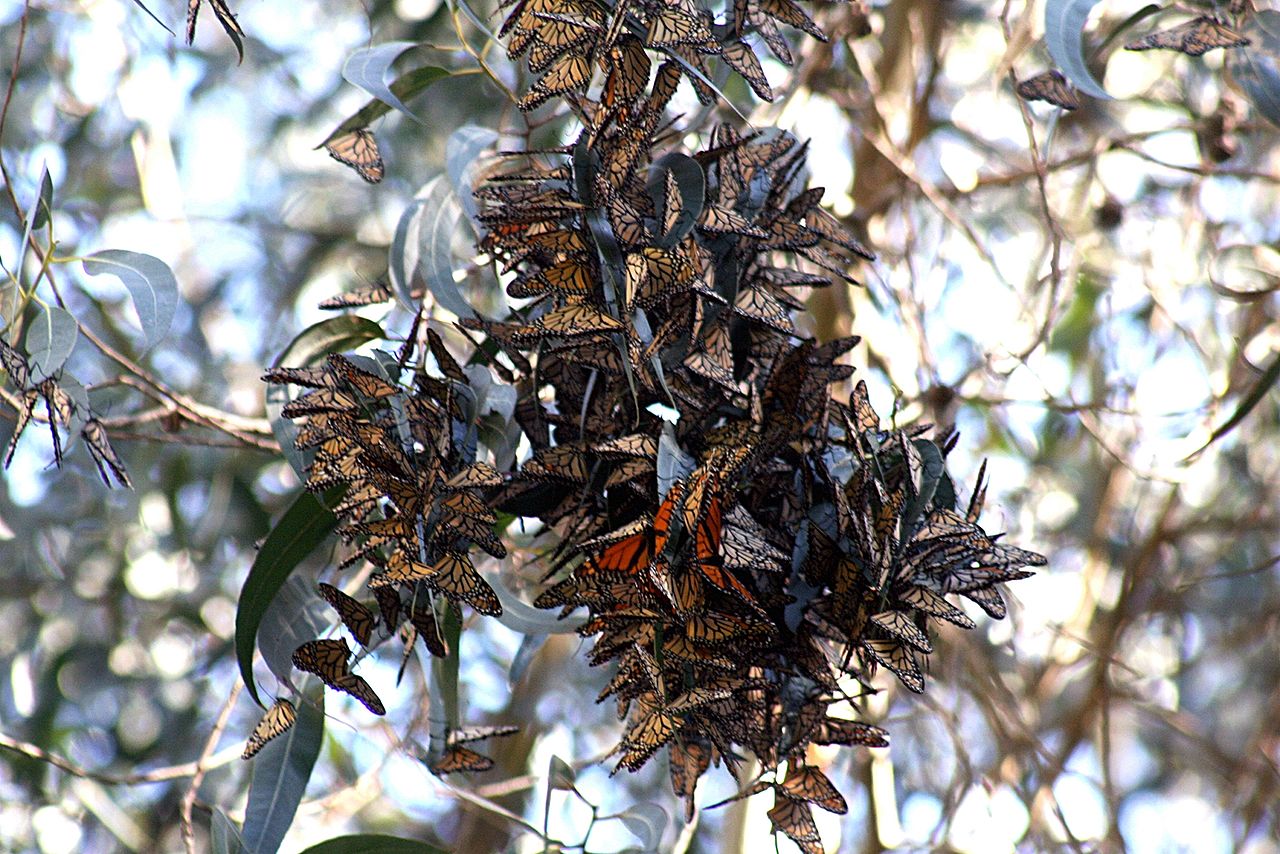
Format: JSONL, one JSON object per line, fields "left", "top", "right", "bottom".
{"left": 1124, "top": 16, "right": 1250, "bottom": 57}
{"left": 186, "top": 0, "right": 246, "bottom": 63}
{"left": 1015, "top": 70, "right": 1082, "bottom": 110}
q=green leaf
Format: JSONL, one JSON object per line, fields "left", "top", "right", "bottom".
{"left": 82, "top": 250, "right": 179, "bottom": 351}
{"left": 1044, "top": 0, "right": 1111, "bottom": 99}
{"left": 26, "top": 305, "right": 78, "bottom": 380}
{"left": 614, "top": 801, "right": 669, "bottom": 852}
{"left": 242, "top": 687, "right": 325, "bottom": 854}
{"left": 32, "top": 170, "right": 53, "bottom": 230}
{"left": 209, "top": 807, "right": 246, "bottom": 854}
{"left": 235, "top": 492, "right": 338, "bottom": 708}
{"left": 297, "top": 835, "right": 449, "bottom": 854}
{"left": 548, "top": 755, "right": 576, "bottom": 791}
{"left": 322, "top": 65, "right": 452, "bottom": 146}
{"left": 1230, "top": 12, "right": 1280, "bottom": 129}
{"left": 647, "top": 153, "right": 705, "bottom": 248}
{"left": 1189, "top": 351, "right": 1280, "bottom": 459}
{"left": 341, "top": 42, "right": 427, "bottom": 123}
{"left": 446, "top": 125, "right": 498, "bottom": 226}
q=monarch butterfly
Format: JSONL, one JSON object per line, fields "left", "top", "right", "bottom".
{"left": 332, "top": 481, "right": 384, "bottom": 518}
{"left": 662, "top": 633, "right": 734, "bottom": 669}
{"left": 870, "top": 610, "right": 932, "bottom": 654}
{"left": 1125, "top": 16, "right": 1248, "bottom": 56}
{"left": 525, "top": 444, "right": 593, "bottom": 482}
{"left": 668, "top": 737, "right": 713, "bottom": 820}
{"left": 262, "top": 365, "right": 334, "bottom": 389}
{"left": 368, "top": 548, "right": 433, "bottom": 588}
{"left": 600, "top": 35, "right": 651, "bottom": 116}
{"left": 781, "top": 764, "right": 849, "bottom": 814}
{"left": 805, "top": 206, "right": 875, "bottom": 260}
{"left": 408, "top": 599, "right": 450, "bottom": 657}
{"left": 645, "top": 7, "right": 712, "bottom": 49}
{"left": 603, "top": 457, "right": 653, "bottom": 488}
{"left": 291, "top": 639, "right": 387, "bottom": 714}
{"left": 373, "top": 585, "right": 402, "bottom": 632}
{"left": 809, "top": 716, "right": 889, "bottom": 748}
{"left": 328, "top": 354, "right": 399, "bottom": 400}
{"left": 683, "top": 324, "right": 736, "bottom": 389}
{"left": 427, "top": 551, "right": 503, "bottom": 617}
{"left": 430, "top": 744, "right": 494, "bottom": 775}
{"left": 1015, "top": 69, "right": 1081, "bottom": 110}
{"left": 318, "top": 279, "right": 394, "bottom": 309}
{"left": 616, "top": 708, "right": 679, "bottom": 771}
{"left": 897, "top": 584, "right": 975, "bottom": 629}
{"left": 766, "top": 794, "right": 821, "bottom": 850}
{"left": 242, "top": 699, "right": 297, "bottom": 759}
{"left": 721, "top": 39, "right": 774, "bottom": 101}
{"left": 539, "top": 257, "right": 596, "bottom": 296}
{"left": 758, "top": 0, "right": 824, "bottom": 38}
{"left": 699, "top": 204, "right": 767, "bottom": 238}
{"left": 82, "top": 419, "right": 132, "bottom": 489}
{"left": 324, "top": 128, "right": 385, "bottom": 184}
{"left": 291, "top": 638, "right": 352, "bottom": 682}
{"left": 961, "top": 585, "right": 1007, "bottom": 619}
{"left": 593, "top": 433, "right": 657, "bottom": 459}
{"left": 692, "top": 499, "right": 757, "bottom": 603}
{"left": 318, "top": 582, "right": 377, "bottom": 647}
{"left": 439, "top": 489, "right": 497, "bottom": 523}
{"left": 733, "top": 285, "right": 794, "bottom": 333}
{"left": 281, "top": 387, "right": 360, "bottom": 418}
{"left": 444, "top": 461, "right": 504, "bottom": 490}
{"left": 334, "top": 673, "right": 386, "bottom": 715}
{"left": 535, "top": 304, "right": 625, "bottom": 338}
{"left": 862, "top": 637, "right": 924, "bottom": 693}
{"left": 519, "top": 52, "right": 593, "bottom": 111}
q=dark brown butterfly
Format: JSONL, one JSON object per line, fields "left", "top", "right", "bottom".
{"left": 325, "top": 128, "right": 385, "bottom": 183}
{"left": 1125, "top": 16, "right": 1249, "bottom": 56}
{"left": 1015, "top": 70, "right": 1081, "bottom": 110}
{"left": 317, "top": 582, "right": 376, "bottom": 646}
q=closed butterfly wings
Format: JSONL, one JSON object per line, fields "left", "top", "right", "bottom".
{"left": 1125, "top": 16, "right": 1250, "bottom": 57}
{"left": 324, "top": 128, "right": 385, "bottom": 183}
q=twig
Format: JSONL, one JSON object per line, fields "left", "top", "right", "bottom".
{"left": 180, "top": 682, "right": 242, "bottom": 854}
{"left": 0, "top": 730, "right": 242, "bottom": 785}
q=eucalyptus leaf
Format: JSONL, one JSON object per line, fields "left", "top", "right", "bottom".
{"left": 235, "top": 491, "right": 338, "bottom": 708}
{"left": 485, "top": 571, "right": 586, "bottom": 634}
{"left": 258, "top": 575, "right": 328, "bottom": 689}
{"left": 297, "top": 836, "right": 448, "bottom": 854}
{"left": 614, "top": 801, "right": 669, "bottom": 853}
{"left": 242, "top": 687, "right": 325, "bottom": 854}
{"left": 210, "top": 807, "right": 245, "bottom": 854}
{"left": 342, "top": 41, "right": 426, "bottom": 123}
{"left": 17, "top": 164, "right": 50, "bottom": 283}
{"left": 1044, "top": 0, "right": 1111, "bottom": 99}
{"left": 548, "top": 754, "right": 576, "bottom": 790}
{"left": 26, "top": 305, "right": 78, "bottom": 380}
{"left": 418, "top": 177, "right": 481, "bottom": 320}
{"left": 322, "top": 65, "right": 451, "bottom": 145}
{"left": 81, "top": 249, "right": 179, "bottom": 351}
{"left": 446, "top": 125, "right": 499, "bottom": 227}
{"left": 1231, "top": 12, "right": 1280, "bottom": 128}
{"left": 32, "top": 169, "right": 53, "bottom": 230}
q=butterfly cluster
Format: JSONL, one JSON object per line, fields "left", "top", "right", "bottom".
{"left": 263, "top": 3, "right": 1043, "bottom": 849}
{"left": 452, "top": 34, "right": 1042, "bottom": 847}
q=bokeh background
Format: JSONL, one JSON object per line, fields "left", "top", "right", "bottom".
{"left": 1, "top": 0, "right": 1278, "bottom": 851}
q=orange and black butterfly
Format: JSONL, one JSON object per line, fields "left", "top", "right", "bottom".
{"left": 328, "top": 354, "right": 399, "bottom": 400}
{"left": 1015, "top": 70, "right": 1081, "bottom": 110}
{"left": 427, "top": 551, "right": 503, "bottom": 617}
{"left": 291, "top": 638, "right": 387, "bottom": 714}
{"left": 616, "top": 707, "right": 679, "bottom": 771}
{"left": 780, "top": 764, "right": 848, "bottom": 814}
{"left": 318, "top": 582, "right": 377, "bottom": 647}
{"left": 430, "top": 744, "right": 494, "bottom": 775}
{"left": 767, "top": 794, "right": 822, "bottom": 851}
{"left": 242, "top": 699, "right": 297, "bottom": 759}
{"left": 1125, "top": 16, "right": 1249, "bottom": 56}
{"left": 861, "top": 637, "right": 924, "bottom": 694}
{"left": 324, "top": 128, "right": 385, "bottom": 183}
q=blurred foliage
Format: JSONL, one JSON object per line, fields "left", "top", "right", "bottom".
{"left": 1, "top": 0, "right": 1278, "bottom": 852}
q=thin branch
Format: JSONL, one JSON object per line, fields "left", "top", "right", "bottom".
{"left": 181, "top": 681, "right": 242, "bottom": 854}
